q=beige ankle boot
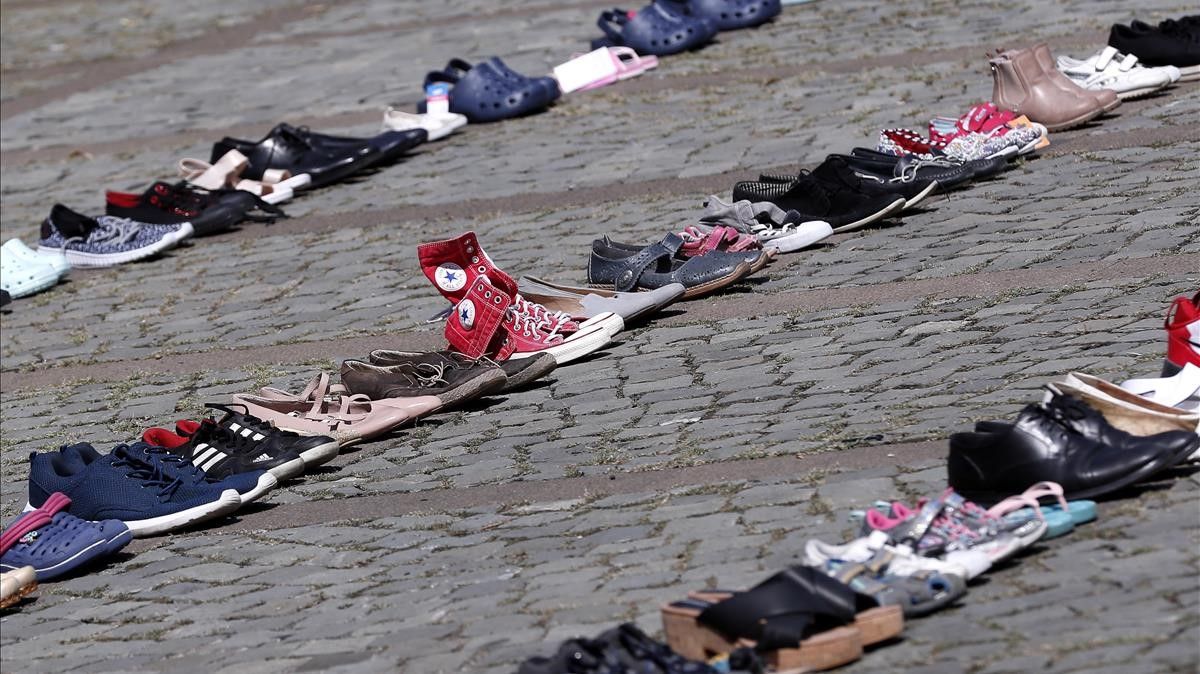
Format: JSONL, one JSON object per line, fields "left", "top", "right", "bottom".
{"left": 1031, "top": 43, "right": 1121, "bottom": 112}
{"left": 991, "top": 48, "right": 1103, "bottom": 131}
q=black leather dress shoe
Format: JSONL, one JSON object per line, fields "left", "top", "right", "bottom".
{"left": 211, "top": 124, "right": 382, "bottom": 189}
{"left": 280, "top": 124, "right": 427, "bottom": 165}
{"left": 948, "top": 399, "right": 1187, "bottom": 503}
{"left": 975, "top": 393, "right": 1200, "bottom": 464}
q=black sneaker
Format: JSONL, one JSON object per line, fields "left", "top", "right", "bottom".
{"left": 1110, "top": 18, "right": 1200, "bottom": 75}
{"left": 144, "top": 418, "right": 306, "bottom": 482}
{"left": 105, "top": 182, "right": 284, "bottom": 236}
{"left": 176, "top": 403, "right": 341, "bottom": 468}
{"left": 757, "top": 155, "right": 941, "bottom": 209}
{"left": 211, "top": 124, "right": 383, "bottom": 189}
{"left": 1, "top": 290, "right": 10, "bottom": 307}
{"left": 733, "top": 164, "right": 905, "bottom": 233}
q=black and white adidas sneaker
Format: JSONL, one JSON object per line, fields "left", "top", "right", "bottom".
{"left": 145, "top": 420, "right": 306, "bottom": 482}
{"left": 180, "top": 404, "right": 341, "bottom": 468}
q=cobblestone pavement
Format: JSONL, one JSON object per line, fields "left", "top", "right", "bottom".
{"left": 1, "top": 0, "right": 1198, "bottom": 672}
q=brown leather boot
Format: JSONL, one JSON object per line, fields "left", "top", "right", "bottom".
{"left": 991, "top": 48, "right": 1103, "bottom": 131}
{"left": 1031, "top": 43, "right": 1121, "bottom": 112}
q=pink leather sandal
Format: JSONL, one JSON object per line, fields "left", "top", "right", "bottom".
{"left": 232, "top": 374, "right": 439, "bottom": 446}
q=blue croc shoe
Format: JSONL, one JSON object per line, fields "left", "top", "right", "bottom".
{"left": 424, "top": 62, "right": 553, "bottom": 124}
{"left": 1, "top": 493, "right": 130, "bottom": 581}
{"left": 660, "top": 0, "right": 782, "bottom": 30}
{"left": 26, "top": 443, "right": 242, "bottom": 538}
{"left": 444, "top": 58, "right": 561, "bottom": 106}
{"left": 592, "top": 3, "right": 717, "bottom": 56}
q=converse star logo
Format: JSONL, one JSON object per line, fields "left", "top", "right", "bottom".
{"left": 435, "top": 263, "right": 467, "bottom": 292}
{"left": 458, "top": 299, "right": 476, "bottom": 329}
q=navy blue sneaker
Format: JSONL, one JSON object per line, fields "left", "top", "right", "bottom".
{"left": 1, "top": 493, "right": 131, "bottom": 580}
{"left": 27, "top": 443, "right": 242, "bottom": 537}
{"left": 131, "top": 443, "right": 277, "bottom": 504}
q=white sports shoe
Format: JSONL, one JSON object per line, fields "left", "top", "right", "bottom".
{"left": 1057, "top": 47, "right": 1175, "bottom": 99}
{"left": 753, "top": 219, "right": 833, "bottom": 253}
{"left": 382, "top": 107, "right": 467, "bottom": 141}
{"left": 804, "top": 530, "right": 991, "bottom": 580}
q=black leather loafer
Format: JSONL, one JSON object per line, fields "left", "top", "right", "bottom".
{"left": 948, "top": 398, "right": 1190, "bottom": 503}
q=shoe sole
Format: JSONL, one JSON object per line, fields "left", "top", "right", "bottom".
{"left": 0, "top": 580, "right": 37, "bottom": 609}
{"left": 511, "top": 324, "right": 610, "bottom": 365}
{"left": 298, "top": 440, "right": 342, "bottom": 468}
{"left": 434, "top": 368, "right": 509, "bottom": 409}
{"left": 1042, "top": 107, "right": 1104, "bottom": 133}
{"left": 3, "top": 269, "right": 60, "bottom": 298}
{"left": 237, "top": 472, "right": 278, "bottom": 505}
{"left": 1178, "top": 65, "right": 1200, "bottom": 82}
{"left": 500, "top": 353, "right": 557, "bottom": 392}
{"left": 902, "top": 180, "right": 940, "bottom": 210}
{"left": 267, "top": 456, "right": 306, "bottom": 482}
{"left": 22, "top": 489, "right": 242, "bottom": 538}
{"left": 39, "top": 222, "right": 194, "bottom": 268}
{"left": 578, "top": 312, "right": 624, "bottom": 339}
{"left": 1116, "top": 84, "right": 1170, "bottom": 100}
{"left": 832, "top": 198, "right": 907, "bottom": 234}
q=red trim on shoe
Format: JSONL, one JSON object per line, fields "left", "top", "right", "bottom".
{"left": 105, "top": 191, "right": 141, "bottom": 208}
{"left": 142, "top": 427, "right": 189, "bottom": 449}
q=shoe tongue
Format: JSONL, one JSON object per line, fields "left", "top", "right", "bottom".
{"left": 49, "top": 204, "right": 97, "bottom": 238}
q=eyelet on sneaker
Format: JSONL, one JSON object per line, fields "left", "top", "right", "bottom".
{"left": 472, "top": 256, "right": 479, "bottom": 263}
{"left": 494, "top": 296, "right": 502, "bottom": 304}
{"left": 478, "top": 265, "right": 486, "bottom": 273}
{"left": 485, "top": 291, "right": 492, "bottom": 299}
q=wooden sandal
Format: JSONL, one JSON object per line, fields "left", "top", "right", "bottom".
{"left": 687, "top": 566, "right": 904, "bottom": 648}
{"left": 660, "top": 568, "right": 871, "bottom": 672}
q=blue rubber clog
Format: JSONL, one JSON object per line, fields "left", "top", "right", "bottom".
{"left": 1, "top": 511, "right": 130, "bottom": 581}
{"left": 423, "top": 61, "right": 555, "bottom": 123}
{"left": 660, "top": 0, "right": 782, "bottom": 30}
{"left": 592, "top": 3, "right": 717, "bottom": 56}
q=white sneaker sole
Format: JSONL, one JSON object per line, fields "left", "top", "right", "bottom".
{"left": 510, "top": 324, "right": 611, "bottom": 365}
{"left": 1115, "top": 83, "right": 1170, "bottom": 100}
{"left": 579, "top": 312, "right": 624, "bottom": 339}
{"left": 22, "top": 489, "right": 242, "bottom": 538}
{"left": 762, "top": 221, "right": 834, "bottom": 253}
{"left": 236, "top": 472, "right": 278, "bottom": 505}
{"left": 832, "top": 198, "right": 906, "bottom": 234}
{"left": 266, "top": 456, "right": 306, "bottom": 482}
{"left": 1178, "top": 65, "right": 1200, "bottom": 82}
{"left": 40, "top": 222, "right": 194, "bottom": 268}
{"left": 902, "top": 180, "right": 940, "bottom": 210}
{"left": 298, "top": 440, "right": 342, "bottom": 468}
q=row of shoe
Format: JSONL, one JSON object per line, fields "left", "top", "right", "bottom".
{"left": 513, "top": 294, "right": 1199, "bottom": 672}
{"left": 422, "top": 0, "right": 783, "bottom": 124}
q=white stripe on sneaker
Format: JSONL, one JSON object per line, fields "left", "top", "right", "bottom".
{"left": 200, "top": 452, "right": 227, "bottom": 472}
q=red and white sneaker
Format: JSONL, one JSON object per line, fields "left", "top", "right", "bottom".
{"left": 444, "top": 276, "right": 610, "bottom": 365}
{"left": 419, "top": 231, "right": 621, "bottom": 342}
{"left": 1164, "top": 292, "right": 1200, "bottom": 376}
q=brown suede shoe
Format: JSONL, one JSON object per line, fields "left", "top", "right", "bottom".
{"left": 341, "top": 356, "right": 506, "bottom": 409}
{"left": 368, "top": 350, "right": 555, "bottom": 394}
